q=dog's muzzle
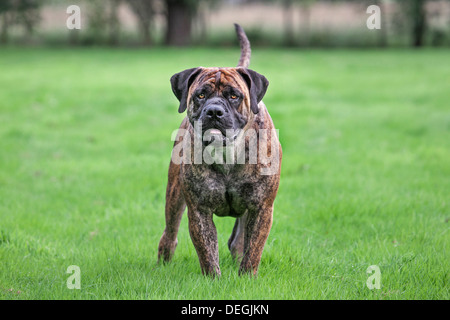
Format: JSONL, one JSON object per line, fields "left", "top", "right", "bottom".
{"left": 200, "top": 98, "right": 239, "bottom": 146}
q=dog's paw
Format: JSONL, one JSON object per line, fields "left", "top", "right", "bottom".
{"left": 157, "top": 232, "right": 178, "bottom": 263}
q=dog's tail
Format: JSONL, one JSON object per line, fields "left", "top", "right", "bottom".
{"left": 234, "top": 23, "right": 251, "bottom": 68}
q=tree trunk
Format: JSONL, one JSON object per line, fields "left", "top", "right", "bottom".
{"left": 165, "top": 0, "right": 193, "bottom": 46}
{"left": 0, "top": 14, "right": 8, "bottom": 44}
{"left": 411, "top": 0, "right": 426, "bottom": 47}
{"left": 375, "top": 0, "right": 387, "bottom": 47}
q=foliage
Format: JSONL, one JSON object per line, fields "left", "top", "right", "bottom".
{"left": 0, "top": 0, "right": 41, "bottom": 43}
{"left": 125, "top": 0, "right": 155, "bottom": 45}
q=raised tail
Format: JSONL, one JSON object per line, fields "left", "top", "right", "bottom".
{"left": 234, "top": 23, "right": 251, "bottom": 68}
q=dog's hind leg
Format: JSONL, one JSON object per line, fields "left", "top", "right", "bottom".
{"left": 228, "top": 211, "right": 247, "bottom": 262}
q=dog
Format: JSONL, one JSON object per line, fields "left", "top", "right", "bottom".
{"left": 158, "top": 24, "right": 282, "bottom": 277}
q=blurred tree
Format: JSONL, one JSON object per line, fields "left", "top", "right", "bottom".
{"left": 282, "top": 0, "right": 295, "bottom": 46}
{"left": 346, "top": 0, "right": 388, "bottom": 47}
{"left": 345, "top": 0, "right": 429, "bottom": 47}
{"left": 194, "top": 0, "right": 210, "bottom": 45}
{"left": 371, "top": 0, "right": 387, "bottom": 47}
{"left": 86, "top": 1, "right": 108, "bottom": 44}
{"left": 297, "top": 0, "right": 315, "bottom": 46}
{"left": 15, "top": 0, "right": 41, "bottom": 38}
{"left": 0, "top": 0, "right": 13, "bottom": 43}
{"left": 0, "top": 0, "right": 41, "bottom": 43}
{"left": 407, "top": 0, "right": 427, "bottom": 47}
{"left": 389, "top": 0, "right": 428, "bottom": 47}
{"left": 86, "top": 0, "right": 122, "bottom": 46}
{"left": 107, "top": 0, "right": 121, "bottom": 46}
{"left": 126, "top": 0, "right": 155, "bottom": 46}
{"left": 427, "top": 0, "right": 449, "bottom": 46}
{"left": 269, "top": 0, "right": 315, "bottom": 46}
{"left": 164, "top": 0, "right": 197, "bottom": 46}
{"left": 281, "top": 0, "right": 295, "bottom": 46}
{"left": 189, "top": 0, "right": 219, "bottom": 46}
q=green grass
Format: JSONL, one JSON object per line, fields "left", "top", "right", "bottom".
{"left": 0, "top": 47, "right": 448, "bottom": 300}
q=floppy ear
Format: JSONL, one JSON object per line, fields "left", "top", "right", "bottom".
{"left": 170, "top": 67, "right": 202, "bottom": 113}
{"left": 237, "top": 68, "right": 269, "bottom": 114}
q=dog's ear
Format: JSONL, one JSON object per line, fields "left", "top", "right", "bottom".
{"left": 237, "top": 68, "right": 269, "bottom": 114}
{"left": 170, "top": 67, "right": 202, "bottom": 113}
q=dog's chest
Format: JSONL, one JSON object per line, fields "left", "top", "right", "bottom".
{"left": 181, "top": 164, "right": 258, "bottom": 217}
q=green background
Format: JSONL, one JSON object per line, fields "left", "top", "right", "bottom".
{"left": 0, "top": 48, "right": 448, "bottom": 299}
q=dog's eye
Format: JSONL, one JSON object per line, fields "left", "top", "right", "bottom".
{"left": 230, "top": 94, "right": 238, "bottom": 100}
{"left": 198, "top": 93, "right": 205, "bottom": 99}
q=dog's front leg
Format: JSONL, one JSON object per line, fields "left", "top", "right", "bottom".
{"left": 239, "top": 205, "right": 273, "bottom": 276}
{"left": 187, "top": 209, "right": 221, "bottom": 277}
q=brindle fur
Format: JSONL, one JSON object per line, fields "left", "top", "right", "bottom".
{"left": 158, "top": 25, "right": 282, "bottom": 277}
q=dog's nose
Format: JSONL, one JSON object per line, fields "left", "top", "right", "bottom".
{"left": 205, "top": 105, "right": 225, "bottom": 120}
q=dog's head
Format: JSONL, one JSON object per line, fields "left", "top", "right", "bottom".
{"left": 170, "top": 67, "right": 268, "bottom": 146}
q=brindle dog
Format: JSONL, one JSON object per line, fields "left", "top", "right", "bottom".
{"left": 158, "top": 24, "right": 282, "bottom": 277}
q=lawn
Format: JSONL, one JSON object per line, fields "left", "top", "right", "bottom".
{"left": 0, "top": 47, "right": 448, "bottom": 300}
